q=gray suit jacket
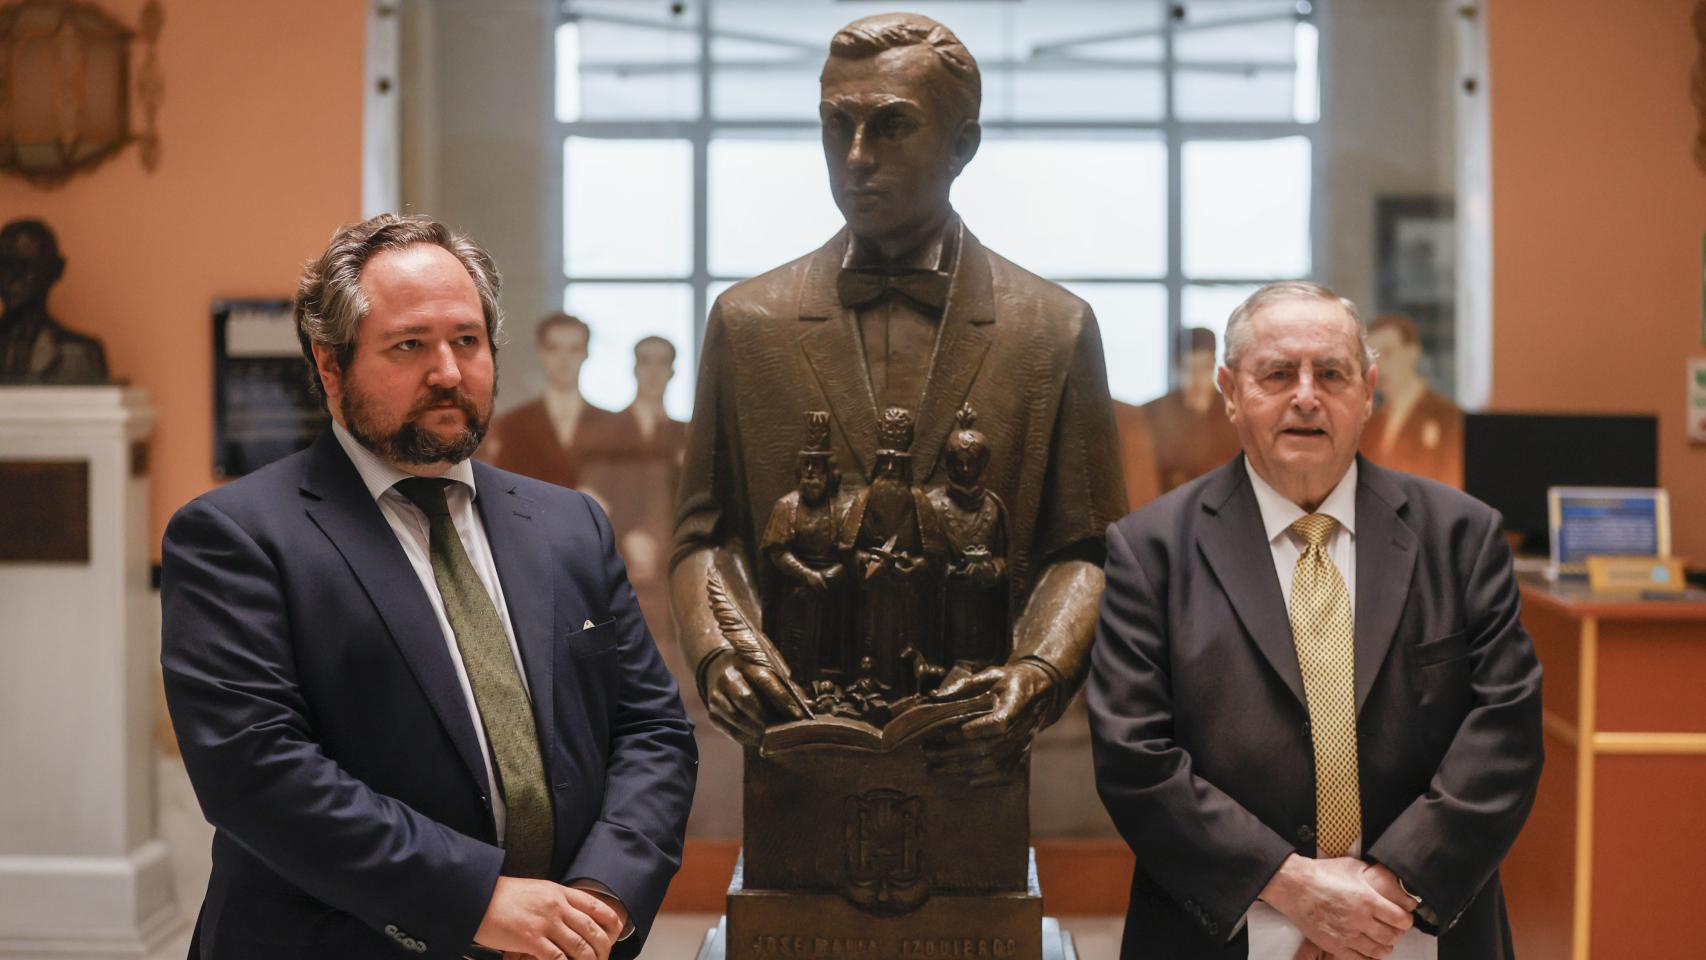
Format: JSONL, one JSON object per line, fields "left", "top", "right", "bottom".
{"left": 1089, "top": 455, "right": 1543, "bottom": 959}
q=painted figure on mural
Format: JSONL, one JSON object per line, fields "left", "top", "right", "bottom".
{"left": 760, "top": 412, "right": 852, "bottom": 684}
{"left": 1112, "top": 399, "right": 1164, "bottom": 512}
{"left": 1141, "top": 326, "right": 1242, "bottom": 494}
{"left": 483, "top": 312, "right": 619, "bottom": 488}
{"left": 0, "top": 219, "right": 107, "bottom": 384}
{"left": 927, "top": 404, "right": 1009, "bottom": 672}
{"left": 581, "top": 335, "right": 689, "bottom": 590}
{"left": 1362, "top": 313, "right": 1463, "bottom": 487}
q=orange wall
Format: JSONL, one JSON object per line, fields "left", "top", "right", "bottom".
{"left": 1489, "top": 0, "right": 1706, "bottom": 560}
{"left": 5, "top": 0, "right": 364, "bottom": 556}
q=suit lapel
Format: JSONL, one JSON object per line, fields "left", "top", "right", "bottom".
{"left": 299, "top": 432, "right": 488, "bottom": 793}
{"left": 1353, "top": 459, "right": 1417, "bottom": 711}
{"left": 912, "top": 226, "right": 994, "bottom": 481}
{"left": 799, "top": 229, "right": 880, "bottom": 478}
{"left": 471, "top": 463, "right": 557, "bottom": 761}
{"left": 1195, "top": 460, "right": 1308, "bottom": 707}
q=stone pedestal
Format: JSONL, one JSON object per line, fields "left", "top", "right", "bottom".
{"left": 696, "top": 900, "right": 1079, "bottom": 960}
{"left": 0, "top": 387, "right": 178, "bottom": 958}
{"left": 718, "top": 700, "right": 1050, "bottom": 959}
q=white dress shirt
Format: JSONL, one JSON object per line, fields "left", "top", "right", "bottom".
{"left": 332, "top": 421, "right": 528, "bottom": 840}
{"left": 1242, "top": 460, "right": 1435, "bottom": 959}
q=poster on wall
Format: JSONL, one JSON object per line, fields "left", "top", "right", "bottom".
{"left": 213, "top": 299, "right": 328, "bottom": 477}
{"left": 1375, "top": 195, "right": 1455, "bottom": 397}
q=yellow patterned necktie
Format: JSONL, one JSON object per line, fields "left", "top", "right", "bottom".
{"left": 395, "top": 477, "right": 555, "bottom": 878}
{"left": 1288, "top": 513, "right": 1360, "bottom": 859}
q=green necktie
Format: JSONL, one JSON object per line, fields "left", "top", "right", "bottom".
{"left": 394, "top": 477, "right": 554, "bottom": 878}
{"left": 1288, "top": 513, "right": 1360, "bottom": 859}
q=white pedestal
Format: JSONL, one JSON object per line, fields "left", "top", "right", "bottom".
{"left": 0, "top": 387, "right": 180, "bottom": 958}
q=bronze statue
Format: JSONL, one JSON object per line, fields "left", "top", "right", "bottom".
{"left": 0, "top": 219, "right": 107, "bottom": 384}
{"left": 842, "top": 406, "right": 943, "bottom": 699}
{"left": 759, "top": 411, "right": 852, "bottom": 686}
{"left": 670, "top": 11, "right": 1126, "bottom": 953}
{"left": 928, "top": 404, "right": 1009, "bottom": 674}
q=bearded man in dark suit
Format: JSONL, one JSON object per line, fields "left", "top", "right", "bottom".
{"left": 161, "top": 215, "right": 695, "bottom": 960}
{"left": 1090, "top": 281, "right": 1542, "bottom": 959}
{"left": 670, "top": 11, "right": 1126, "bottom": 780}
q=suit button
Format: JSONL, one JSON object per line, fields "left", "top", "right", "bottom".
{"left": 1302, "top": 720, "right": 1312, "bottom": 737}
{"left": 1207, "top": 922, "right": 1221, "bottom": 937}
{"left": 1297, "top": 824, "right": 1315, "bottom": 843}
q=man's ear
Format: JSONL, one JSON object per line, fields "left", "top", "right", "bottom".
{"left": 1216, "top": 365, "right": 1238, "bottom": 421}
{"left": 948, "top": 119, "right": 981, "bottom": 177}
{"left": 311, "top": 342, "right": 343, "bottom": 404}
{"left": 1363, "top": 362, "right": 1379, "bottom": 418}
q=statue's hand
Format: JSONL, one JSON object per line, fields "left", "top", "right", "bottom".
{"left": 923, "top": 660, "right": 1055, "bottom": 787}
{"left": 820, "top": 562, "right": 845, "bottom": 586}
{"left": 704, "top": 651, "right": 808, "bottom": 746}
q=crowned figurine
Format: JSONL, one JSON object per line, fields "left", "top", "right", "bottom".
{"left": 759, "top": 411, "right": 852, "bottom": 684}
{"left": 928, "top": 405, "right": 1011, "bottom": 673}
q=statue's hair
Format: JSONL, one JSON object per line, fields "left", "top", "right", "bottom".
{"left": 294, "top": 214, "right": 503, "bottom": 398}
{"left": 1222, "top": 280, "right": 1374, "bottom": 376}
{"left": 826, "top": 13, "right": 981, "bottom": 126}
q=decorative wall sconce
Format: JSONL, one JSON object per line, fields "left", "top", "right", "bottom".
{"left": 0, "top": 0, "right": 162, "bottom": 188}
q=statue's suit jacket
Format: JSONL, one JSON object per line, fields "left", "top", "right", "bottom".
{"left": 673, "top": 224, "right": 1126, "bottom": 675}
{"left": 1089, "top": 456, "right": 1543, "bottom": 959}
{"left": 161, "top": 430, "right": 696, "bottom": 960}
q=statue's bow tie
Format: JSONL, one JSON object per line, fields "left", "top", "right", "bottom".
{"left": 835, "top": 267, "right": 951, "bottom": 311}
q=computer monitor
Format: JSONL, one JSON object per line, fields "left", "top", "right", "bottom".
{"left": 1462, "top": 413, "right": 1658, "bottom": 553}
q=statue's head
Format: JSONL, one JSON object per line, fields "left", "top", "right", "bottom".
{"left": 796, "top": 411, "right": 838, "bottom": 504}
{"left": 819, "top": 13, "right": 982, "bottom": 251}
{"left": 944, "top": 404, "right": 990, "bottom": 487}
{"left": 873, "top": 405, "right": 916, "bottom": 481}
{"left": 0, "top": 219, "right": 66, "bottom": 314}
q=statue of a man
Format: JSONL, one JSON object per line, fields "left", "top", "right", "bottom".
{"left": 671, "top": 12, "right": 1125, "bottom": 781}
{"left": 0, "top": 219, "right": 108, "bottom": 384}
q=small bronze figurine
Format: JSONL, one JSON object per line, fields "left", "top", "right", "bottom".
{"left": 760, "top": 411, "right": 852, "bottom": 683}
{"left": 928, "top": 405, "right": 1009, "bottom": 674}
{"left": 0, "top": 219, "right": 108, "bottom": 384}
{"left": 840, "top": 406, "right": 944, "bottom": 696}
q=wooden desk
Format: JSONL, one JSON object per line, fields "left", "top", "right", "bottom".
{"left": 1503, "top": 577, "right": 1706, "bottom": 959}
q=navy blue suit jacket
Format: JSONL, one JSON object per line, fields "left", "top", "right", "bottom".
{"left": 1088, "top": 456, "right": 1543, "bottom": 959}
{"left": 161, "top": 430, "right": 696, "bottom": 959}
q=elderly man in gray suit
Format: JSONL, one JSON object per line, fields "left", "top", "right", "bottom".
{"left": 1090, "top": 281, "right": 1542, "bottom": 960}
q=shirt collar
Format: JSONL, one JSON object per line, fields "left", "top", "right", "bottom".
{"left": 331, "top": 419, "right": 477, "bottom": 503}
{"left": 842, "top": 213, "right": 960, "bottom": 273}
{"left": 1245, "top": 457, "right": 1358, "bottom": 545}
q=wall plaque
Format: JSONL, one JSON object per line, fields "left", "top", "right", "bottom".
{"left": 0, "top": 459, "right": 90, "bottom": 562}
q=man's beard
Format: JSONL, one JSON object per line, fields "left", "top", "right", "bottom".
{"left": 342, "top": 379, "right": 492, "bottom": 466}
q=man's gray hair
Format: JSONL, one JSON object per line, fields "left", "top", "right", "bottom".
{"left": 294, "top": 213, "right": 503, "bottom": 398}
{"left": 1222, "top": 280, "right": 1375, "bottom": 374}
{"left": 826, "top": 13, "right": 981, "bottom": 126}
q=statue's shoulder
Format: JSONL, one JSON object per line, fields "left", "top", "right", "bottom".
{"left": 975, "top": 241, "right": 1094, "bottom": 329}
{"left": 711, "top": 242, "right": 828, "bottom": 324}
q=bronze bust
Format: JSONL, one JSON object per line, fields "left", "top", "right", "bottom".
{"left": 0, "top": 219, "right": 108, "bottom": 384}
{"left": 670, "top": 11, "right": 1126, "bottom": 951}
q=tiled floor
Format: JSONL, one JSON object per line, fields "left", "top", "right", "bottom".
{"left": 151, "top": 756, "right": 1126, "bottom": 959}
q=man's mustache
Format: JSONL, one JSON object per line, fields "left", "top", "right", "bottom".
{"left": 407, "top": 387, "right": 480, "bottom": 421}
